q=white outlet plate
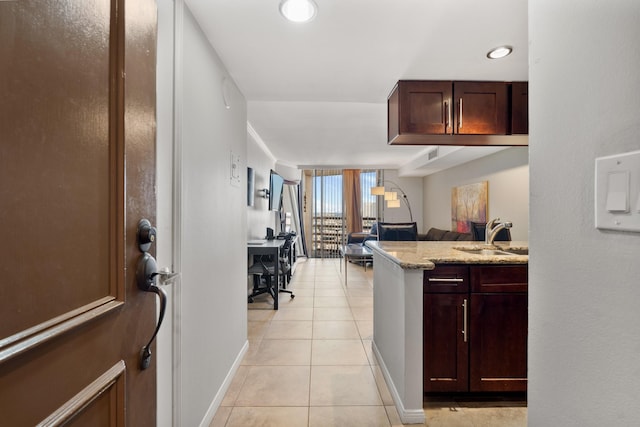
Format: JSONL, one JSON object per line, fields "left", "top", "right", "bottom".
{"left": 595, "top": 150, "right": 640, "bottom": 232}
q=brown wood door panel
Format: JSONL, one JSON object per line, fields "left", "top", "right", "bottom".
{"left": 40, "top": 361, "right": 125, "bottom": 426}
{"left": 0, "top": 0, "right": 157, "bottom": 424}
{"left": 0, "top": 0, "right": 113, "bottom": 340}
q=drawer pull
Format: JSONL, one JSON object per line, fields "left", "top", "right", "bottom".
{"left": 427, "top": 278, "right": 463, "bottom": 283}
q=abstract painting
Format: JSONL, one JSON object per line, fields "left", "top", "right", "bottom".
{"left": 451, "top": 181, "right": 488, "bottom": 233}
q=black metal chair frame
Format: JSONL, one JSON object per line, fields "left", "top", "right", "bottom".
{"left": 248, "top": 237, "right": 295, "bottom": 306}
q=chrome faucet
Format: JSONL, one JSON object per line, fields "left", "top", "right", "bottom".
{"left": 485, "top": 218, "right": 513, "bottom": 245}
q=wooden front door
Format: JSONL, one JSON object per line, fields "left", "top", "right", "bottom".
{"left": 0, "top": 0, "right": 158, "bottom": 425}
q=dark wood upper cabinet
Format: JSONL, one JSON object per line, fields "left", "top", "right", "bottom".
{"left": 511, "top": 81, "right": 529, "bottom": 134}
{"left": 388, "top": 80, "right": 528, "bottom": 146}
{"left": 454, "top": 81, "right": 508, "bottom": 135}
{"left": 396, "top": 81, "right": 453, "bottom": 136}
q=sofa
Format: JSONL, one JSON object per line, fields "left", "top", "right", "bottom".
{"left": 347, "top": 223, "right": 473, "bottom": 244}
{"left": 419, "top": 227, "right": 473, "bottom": 241}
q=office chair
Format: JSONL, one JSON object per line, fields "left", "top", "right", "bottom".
{"left": 248, "top": 234, "right": 295, "bottom": 306}
{"left": 377, "top": 222, "right": 418, "bottom": 241}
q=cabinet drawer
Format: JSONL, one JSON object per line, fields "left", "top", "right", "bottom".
{"left": 424, "top": 264, "right": 469, "bottom": 293}
{"left": 470, "top": 265, "right": 528, "bottom": 293}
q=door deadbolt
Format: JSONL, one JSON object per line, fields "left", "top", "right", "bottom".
{"left": 137, "top": 219, "right": 157, "bottom": 253}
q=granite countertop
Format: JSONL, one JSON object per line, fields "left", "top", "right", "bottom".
{"left": 365, "top": 240, "right": 529, "bottom": 270}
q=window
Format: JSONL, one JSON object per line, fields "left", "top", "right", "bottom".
{"left": 304, "top": 169, "right": 379, "bottom": 258}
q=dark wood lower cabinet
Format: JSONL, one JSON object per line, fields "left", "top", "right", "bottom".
{"left": 423, "top": 293, "right": 468, "bottom": 392}
{"left": 423, "top": 264, "right": 528, "bottom": 394}
{"left": 470, "top": 293, "right": 528, "bottom": 392}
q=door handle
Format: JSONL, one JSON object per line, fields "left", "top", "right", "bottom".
{"left": 136, "top": 219, "right": 167, "bottom": 370}
{"left": 136, "top": 252, "right": 167, "bottom": 370}
{"left": 157, "top": 267, "right": 180, "bottom": 285}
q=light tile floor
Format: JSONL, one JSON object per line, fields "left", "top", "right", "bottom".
{"left": 211, "top": 258, "right": 527, "bottom": 427}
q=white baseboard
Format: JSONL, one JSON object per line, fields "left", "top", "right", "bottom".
{"left": 198, "top": 340, "right": 249, "bottom": 427}
{"left": 372, "top": 341, "right": 425, "bottom": 425}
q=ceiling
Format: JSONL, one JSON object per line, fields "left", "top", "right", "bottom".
{"left": 187, "top": 0, "right": 528, "bottom": 176}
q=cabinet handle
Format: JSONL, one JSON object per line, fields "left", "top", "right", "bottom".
{"left": 462, "top": 298, "right": 468, "bottom": 343}
{"left": 459, "top": 98, "right": 463, "bottom": 130}
{"left": 427, "top": 277, "right": 463, "bottom": 283}
{"left": 445, "top": 101, "right": 451, "bottom": 132}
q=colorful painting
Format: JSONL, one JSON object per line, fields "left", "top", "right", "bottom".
{"left": 451, "top": 182, "right": 488, "bottom": 233}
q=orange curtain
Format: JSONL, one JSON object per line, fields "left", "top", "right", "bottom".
{"left": 343, "top": 169, "right": 363, "bottom": 233}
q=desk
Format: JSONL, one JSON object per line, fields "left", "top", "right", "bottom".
{"left": 248, "top": 239, "right": 286, "bottom": 309}
{"left": 340, "top": 244, "right": 373, "bottom": 286}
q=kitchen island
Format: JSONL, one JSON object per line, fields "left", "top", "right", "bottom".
{"left": 365, "top": 240, "right": 528, "bottom": 424}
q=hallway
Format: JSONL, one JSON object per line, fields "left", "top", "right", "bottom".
{"left": 211, "top": 258, "right": 526, "bottom": 426}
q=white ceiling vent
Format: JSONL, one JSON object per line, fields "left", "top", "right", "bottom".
{"left": 428, "top": 148, "right": 439, "bottom": 161}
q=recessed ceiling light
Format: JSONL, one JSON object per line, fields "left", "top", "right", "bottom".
{"left": 487, "top": 45, "right": 513, "bottom": 59}
{"left": 279, "top": 0, "right": 318, "bottom": 23}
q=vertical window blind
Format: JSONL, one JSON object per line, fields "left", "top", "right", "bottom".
{"left": 307, "top": 169, "right": 378, "bottom": 258}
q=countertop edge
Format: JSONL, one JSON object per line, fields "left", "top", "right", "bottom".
{"left": 365, "top": 240, "right": 528, "bottom": 269}
{"left": 367, "top": 243, "right": 436, "bottom": 270}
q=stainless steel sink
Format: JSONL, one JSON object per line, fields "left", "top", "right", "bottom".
{"left": 455, "top": 248, "right": 516, "bottom": 256}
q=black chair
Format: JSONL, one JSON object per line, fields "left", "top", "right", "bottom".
{"left": 377, "top": 222, "right": 418, "bottom": 241}
{"left": 470, "top": 221, "right": 511, "bottom": 242}
{"left": 248, "top": 235, "right": 295, "bottom": 307}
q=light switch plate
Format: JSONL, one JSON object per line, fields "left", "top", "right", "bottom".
{"left": 230, "top": 151, "right": 241, "bottom": 187}
{"left": 595, "top": 150, "right": 640, "bottom": 232}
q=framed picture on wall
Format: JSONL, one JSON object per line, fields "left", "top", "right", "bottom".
{"left": 451, "top": 181, "right": 488, "bottom": 233}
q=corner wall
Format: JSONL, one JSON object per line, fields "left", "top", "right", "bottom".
{"left": 247, "top": 130, "right": 278, "bottom": 239}
{"left": 422, "top": 147, "right": 529, "bottom": 241}
{"left": 529, "top": 1, "right": 640, "bottom": 425}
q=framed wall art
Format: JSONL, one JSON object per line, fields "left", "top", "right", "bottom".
{"left": 451, "top": 181, "right": 488, "bottom": 233}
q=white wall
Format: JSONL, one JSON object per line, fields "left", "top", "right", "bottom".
{"left": 155, "top": 1, "right": 175, "bottom": 425}
{"left": 529, "top": 1, "right": 640, "bottom": 426}
{"left": 422, "top": 147, "right": 529, "bottom": 241}
{"left": 380, "top": 170, "right": 424, "bottom": 232}
{"left": 156, "top": 4, "right": 248, "bottom": 426}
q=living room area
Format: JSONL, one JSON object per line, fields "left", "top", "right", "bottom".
{"left": 247, "top": 143, "right": 529, "bottom": 260}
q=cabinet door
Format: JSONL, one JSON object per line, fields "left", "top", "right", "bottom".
{"left": 469, "top": 293, "right": 528, "bottom": 392}
{"left": 424, "top": 293, "right": 469, "bottom": 392}
{"left": 511, "top": 82, "right": 528, "bottom": 134}
{"left": 454, "top": 82, "right": 508, "bottom": 135}
{"left": 399, "top": 81, "right": 453, "bottom": 135}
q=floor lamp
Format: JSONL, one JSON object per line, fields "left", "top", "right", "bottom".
{"left": 371, "top": 180, "right": 413, "bottom": 222}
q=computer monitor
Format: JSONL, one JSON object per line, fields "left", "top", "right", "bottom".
{"left": 268, "top": 170, "right": 284, "bottom": 211}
